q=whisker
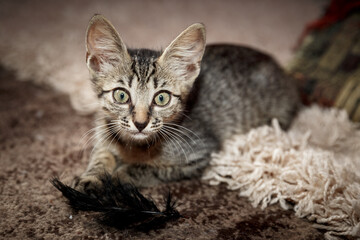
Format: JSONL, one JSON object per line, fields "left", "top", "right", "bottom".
{"left": 105, "top": 121, "right": 123, "bottom": 151}
{"left": 164, "top": 122, "right": 203, "bottom": 144}
{"left": 179, "top": 111, "right": 193, "bottom": 121}
{"left": 89, "top": 124, "right": 119, "bottom": 159}
{"left": 77, "top": 123, "right": 118, "bottom": 159}
{"left": 79, "top": 122, "right": 120, "bottom": 151}
{"left": 161, "top": 128, "right": 188, "bottom": 163}
{"left": 89, "top": 129, "right": 112, "bottom": 159}
{"left": 158, "top": 129, "right": 177, "bottom": 159}
{"left": 162, "top": 126, "right": 195, "bottom": 155}
{"left": 79, "top": 122, "right": 116, "bottom": 145}
{"left": 162, "top": 125, "right": 197, "bottom": 145}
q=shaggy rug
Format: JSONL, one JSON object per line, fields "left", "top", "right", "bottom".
{"left": 204, "top": 106, "right": 360, "bottom": 239}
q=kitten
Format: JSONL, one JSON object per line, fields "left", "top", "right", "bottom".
{"left": 74, "top": 14, "right": 299, "bottom": 192}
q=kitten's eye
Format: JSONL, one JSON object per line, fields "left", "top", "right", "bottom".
{"left": 154, "top": 92, "right": 171, "bottom": 106}
{"left": 113, "top": 89, "right": 130, "bottom": 104}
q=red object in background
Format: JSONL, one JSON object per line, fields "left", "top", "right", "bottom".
{"left": 295, "top": 0, "right": 360, "bottom": 49}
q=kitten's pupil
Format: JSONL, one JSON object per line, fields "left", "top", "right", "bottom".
{"left": 120, "top": 92, "right": 125, "bottom": 100}
{"left": 159, "top": 95, "right": 164, "bottom": 102}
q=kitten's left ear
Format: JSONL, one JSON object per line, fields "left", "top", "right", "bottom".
{"left": 86, "top": 14, "right": 131, "bottom": 75}
{"left": 158, "top": 23, "right": 206, "bottom": 88}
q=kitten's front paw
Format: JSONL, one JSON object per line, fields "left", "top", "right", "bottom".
{"left": 72, "top": 175, "right": 102, "bottom": 195}
{"left": 112, "top": 165, "right": 160, "bottom": 187}
{"left": 112, "top": 167, "right": 135, "bottom": 185}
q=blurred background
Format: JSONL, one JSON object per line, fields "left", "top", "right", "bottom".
{"left": 0, "top": 0, "right": 327, "bottom": 113}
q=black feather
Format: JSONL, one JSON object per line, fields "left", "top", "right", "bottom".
{"left": 51, "top": 174, "right": 181, "bottom": 231}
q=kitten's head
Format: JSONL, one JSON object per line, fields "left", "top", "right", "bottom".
{"left": 86, "top": 15, "right": 205, "bottom": 143}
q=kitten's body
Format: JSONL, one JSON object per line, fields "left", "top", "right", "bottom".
{"left": 75, "top": 15, "right": 299, "bottom": 191}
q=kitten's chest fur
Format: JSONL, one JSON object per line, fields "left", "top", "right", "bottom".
{"left": 117, "top": 143, "right": 161, "bottom": 164}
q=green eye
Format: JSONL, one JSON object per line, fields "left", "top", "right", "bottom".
{"left": 113, "top": 89, "right": 130, "bottom": 104}
{"left": 154, "top": 92, "right": 171, "bottom": 106}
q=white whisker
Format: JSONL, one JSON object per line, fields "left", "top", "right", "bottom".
{"left": 164, "top": 122, "right": 203, "bottom": 145}
{"left": 163, "top": 124, "right": 197, "bottom": 145}
{"left": 158, "top": 129, "right": 177, "bottom": 159}
{"left": 162, "top": 125, "right": 195, "bottom": 154}
{"left": 160, "top": 128, "right": 188, "bottom": 163}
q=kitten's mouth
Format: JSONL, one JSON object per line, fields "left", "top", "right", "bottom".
{"left": 132, "top": 132, "right": 149, "bottom": 140}
{"left": 126, "top": 130, "right": 154, "bottom": 141}
{"left": 124, "top": 129, "right": 157, "bottom": 142}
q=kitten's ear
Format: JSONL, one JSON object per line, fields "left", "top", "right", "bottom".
{"left": 158, "top": 23, "right": 206, "bottom": 87}
{"left": 86, "top": 14, "right": 130, "bottom": 75}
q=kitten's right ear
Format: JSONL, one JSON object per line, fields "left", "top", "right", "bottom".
{"left": 158, "top": 23, "right": 206, "bottom": 91}
{"left": 86, "top": 14, "right": 130, "bottom": 75}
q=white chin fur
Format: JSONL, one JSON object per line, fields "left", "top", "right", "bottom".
{"left": 132, "top": 133, "right": 149, "bottom": 140}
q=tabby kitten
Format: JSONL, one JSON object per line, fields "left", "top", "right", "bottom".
{"left": 75, "top": 15, "right": 299, "bottom": 192}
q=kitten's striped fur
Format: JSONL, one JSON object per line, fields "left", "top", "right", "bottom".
{"left": 74, "top": 15, "right": 299, "bottom": 191}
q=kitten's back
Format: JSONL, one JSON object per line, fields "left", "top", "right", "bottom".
{"left": 185, "top": 44, "right": 299, "bottom": 144}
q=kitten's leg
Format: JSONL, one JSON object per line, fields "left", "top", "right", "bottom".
{"left": 74, "top": 148, "right": 117, "bottom": 193}
{"left": 112, "top": 153, "right": 210, "bottom": 187}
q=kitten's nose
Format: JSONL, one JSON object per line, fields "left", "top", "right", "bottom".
{"left": 134, "top": 121, "right": 148, "bottom": 132}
